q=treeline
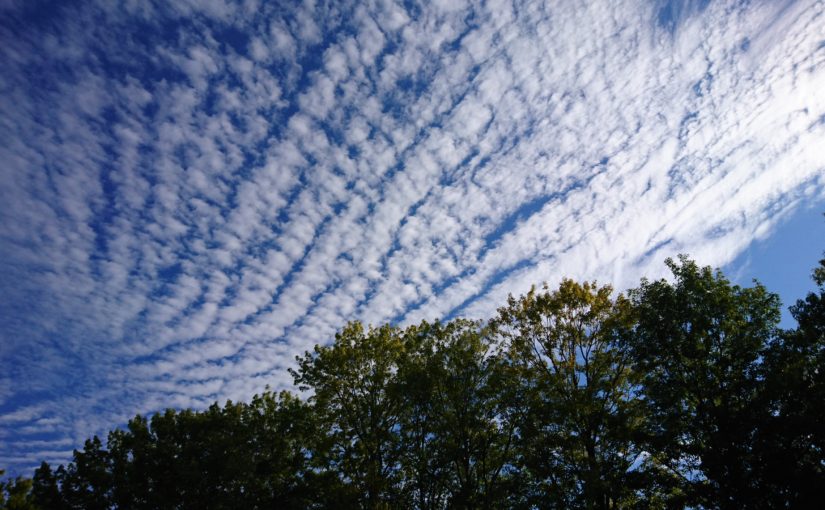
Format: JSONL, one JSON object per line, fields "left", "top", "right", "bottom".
{"left": 2, "top": 255, "right": 824, "bottom": 509}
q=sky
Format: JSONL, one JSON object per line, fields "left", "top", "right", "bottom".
{"left": 1, "top": 0, "right": 824, "bottom": 476}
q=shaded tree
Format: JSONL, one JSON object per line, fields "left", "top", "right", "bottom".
{"left": 396, "top": 319, "right": 519, "bottom": 509}
{"left": 755, "top": 252, "right": 825, "bottom": 506}
{"left": 292, "top": 322, "right": 405, "bottom": 509}
{"left": 28, "top": 391, "right": 329, "bottom": 509}
{"left": 625, "top": 256, "right": 781, "bottom": 509}
{"left": 58, "top": 436, "right": 113, "bottom": 510}
{"left": 31, "top": 462, "right": 64, "bottom": 510}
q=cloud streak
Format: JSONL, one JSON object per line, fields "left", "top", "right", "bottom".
{"left": 1, "top": 0, "right": 824, "bottom": 475}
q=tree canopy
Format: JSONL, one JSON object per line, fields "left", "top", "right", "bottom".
{"left": 3, "top": 253, "right": 824, "bottom": 509}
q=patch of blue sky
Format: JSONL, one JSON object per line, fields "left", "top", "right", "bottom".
{"left": 726, "top": 199, "right": 825, "bottom": 327}
{"left": 654, "top": 0, "right": 712, "bottom": 34}
{"left": 444, "top": 259, "right": 538, "bottom": 321}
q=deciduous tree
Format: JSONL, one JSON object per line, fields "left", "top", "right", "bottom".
{"left": 493, "top": 279, "right": 645, "bottom": 509}
{"left": 626, "top": 256, "right": 781, "bottom": 509}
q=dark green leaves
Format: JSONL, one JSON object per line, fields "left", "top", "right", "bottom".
{"left": 626, "top": 256, "right": 781, "bottom": 508}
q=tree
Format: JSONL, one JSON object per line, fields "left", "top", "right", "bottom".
{"left": 106, "top": 393, "right": 326, "bottom": 509}
{"left": 492, "top": 279, "right": 645, "bottom": 509}
{"left": 27, "top": 392, "right": 328, "bottom": 509}
{"left": 625, "top": 256, "right": 781, "bottom": 509}
{"left": 755, "top": 252, "right": 825, "bottom": 506}
{"left": 31, "top": 462, "right": 65, "bottom": 510}
{"left": 58, "top": 436, "right": 113, "bottom": 510}
{"left": 393, "top": 322, "right": 451, "bottom": 509}
{"left": 240, "top": 390, "right": 341, "bottom": 509}
{"left": 396, "top": 319, "right": 519, "bottom": 509}
{"left": 292, "top": 322, "right": 405, "bottom": 509}
{"left": 0, "top": 470, "right": 37, "bottom": 510}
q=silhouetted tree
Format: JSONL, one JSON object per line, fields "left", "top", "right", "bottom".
{"left": 625, "top": 256, "right": 781, "bottom": 509}
{"left": 31, "top": 462, "right": 64, "bottom": 510}
{"left": 755, "top": 252, "right": 825, "bottom": 507}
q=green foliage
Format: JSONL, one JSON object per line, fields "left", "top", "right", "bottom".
{"left": 493, "top": 280, "right": 646, "bottom": 509}
{"left": 0, "top": 471, "right": 38, "bottom": 510}
{"left": 395, "top": 319, "right": 519, "bottom": 509}
{"left": 13, "top": 248, "right": 825, "bottom": 509}
{"left": 291, "top": 319, "right": 518, "bottom": 508}
{"left": 755, "top": 254, "right": 825, "bottom": 506}
{"left": 292, "top": 322, "right": 405, "bottom": 508}
{"left": 625, "top": 256, "right": 781, "bottom": 508}
{"left": 21, "top": 391, "right": 328, "bottom": 509}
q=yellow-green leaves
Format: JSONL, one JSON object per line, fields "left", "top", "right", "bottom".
{"left": 492, "top": 279, "right": 644, "bottom": 508}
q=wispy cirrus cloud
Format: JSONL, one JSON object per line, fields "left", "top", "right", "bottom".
{"left": 1, "top": 0, "right": 823, "bottom": 475}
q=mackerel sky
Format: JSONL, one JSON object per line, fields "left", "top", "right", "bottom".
{"left": 1, "top": 0, "right": 824, "bottom": 475}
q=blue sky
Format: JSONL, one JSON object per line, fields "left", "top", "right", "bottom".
{"left": 1, "top": 0, "right": 824, "bottom": 475}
